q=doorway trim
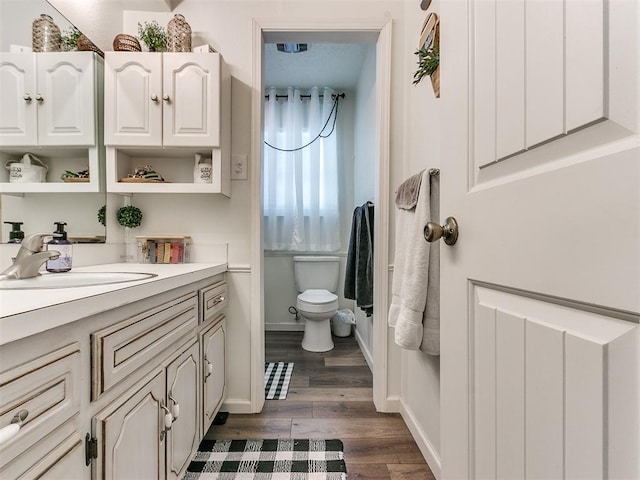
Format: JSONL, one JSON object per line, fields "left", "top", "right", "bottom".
{"left": 250, "top": 18, "right": 393, "bottom": 413}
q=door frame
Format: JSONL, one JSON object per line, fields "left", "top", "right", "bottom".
{"left": 249, "top": 18, "right": 393, "bottom": 413}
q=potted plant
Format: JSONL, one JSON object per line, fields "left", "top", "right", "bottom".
{"left": 137, "top": 21, "right": 166, "bottom": 52}
{"left": 116, "top": 205, "right": 143, "bottom": 229}
{"left": 60, "top": 26, "right": 81, "bottom": 51}
{"left": 413, "top": 44, "right": 440, "bottom": 97}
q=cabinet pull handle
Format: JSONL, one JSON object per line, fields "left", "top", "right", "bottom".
{"left": 207, "top": 296, "right": 225, "bottom": 309}
{"left": 35, "top": 94, "right": 44, "bottom": 103}
{"left": 160, "top": 403, "right": 173, "bottom": 430}
{"left": 168, "top": 393, "right": 180, "bottom": 421}
{"left": 23, "top": 94, "right": 32, "bottom": 102}
{"left": 0, "top": 410, "right": 28, "bottom": 446}
{"left": 150, "top": 94, "right": 159, "bottom": 102}
{"left": 162, "top": 94, "right": 170, "bottom": 102}
{"left": 205, "top": 358, "right": 213, "bottom": 380}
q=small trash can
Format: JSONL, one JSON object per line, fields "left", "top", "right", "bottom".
{"left": 331, "top": 309, "right": 355, "bottom": 337}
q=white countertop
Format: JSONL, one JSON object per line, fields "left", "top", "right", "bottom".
{"left": 0, "top": 262, "right": 227, "bottom": 346}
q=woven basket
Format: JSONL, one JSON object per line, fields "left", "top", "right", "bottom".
{"left": 113, "top": 34, "right": 141, "bottom": 52}
{"left": 77, "top": 34, "right": 104, "bottom": 57}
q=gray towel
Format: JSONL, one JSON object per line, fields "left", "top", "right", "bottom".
{"left": 344, "top": 202, "right": 374, "bottom": 316}
{"left": 394, "top": 169, "right": 424, "bottom": 210}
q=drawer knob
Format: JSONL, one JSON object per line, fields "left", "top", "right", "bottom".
{"left": 207, "top": 296, "right": 225, "bottom": 309}
{"left": 205, "top": 359, "right": 213, "bottom": 380}
{"left": 0, "top": 409, "right": 28, "bottom": 446}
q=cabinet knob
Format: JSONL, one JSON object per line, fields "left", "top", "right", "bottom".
{"left": 23, "top": 94, "right": 32, "bottom": 102}
{"left": 150, "top": 94, "right": 159, "bottom": 102}
{"left": 162, "top": 94, "right": 170, "bottom": 102}
{"left": 35, "top": 94, "right": 44, "bottom": 103}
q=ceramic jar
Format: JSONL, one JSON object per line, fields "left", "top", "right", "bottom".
{"left": 32, "top": 14, "right": 61, "bottom": 52}
{"left": 167, "top": 14, "right": 192, "bottom": 52}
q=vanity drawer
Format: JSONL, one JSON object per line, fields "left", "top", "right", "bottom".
{"left": 199, "top": 282, "right": 227, "bottom": 324}
{"left": 0, "top": 344, "right": 80, "bottom": 472}
{"left": 92, "top": 292, "right": 197, "bottom": 400}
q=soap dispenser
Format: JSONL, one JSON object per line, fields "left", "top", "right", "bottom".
{"left": 4, "top": 221, "right": 24, "bottom": 243}
{"left": 46, "top": 222, "right": 72, "bottom": 273}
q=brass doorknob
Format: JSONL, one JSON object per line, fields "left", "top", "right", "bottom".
{"left": 424, "top": 216, "right": 459, "bottom": 245}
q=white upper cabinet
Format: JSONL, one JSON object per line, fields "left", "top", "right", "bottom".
{"left": 105, "top": 52, "right": 224, "bottom": 147}
{"left": 0, "top": 52, "right": 96, "bottom": 147}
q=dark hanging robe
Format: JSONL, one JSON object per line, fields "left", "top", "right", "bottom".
{"left": 344, "top": 201, "right": 374, "bottom": 316}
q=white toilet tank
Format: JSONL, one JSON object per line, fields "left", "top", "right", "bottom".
{"left": 293, "top": 256, "right": 340, "bottom": 293}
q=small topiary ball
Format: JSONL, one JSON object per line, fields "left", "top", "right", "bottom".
{"left": 98, "top": 205, "right": 106, "bottom": 226}
{"left": 116, "top": 205, "right": 143, "bottom": 228}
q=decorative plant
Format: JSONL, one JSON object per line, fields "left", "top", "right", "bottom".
{"left": 116, "top": 205, "right": 143, "bottom": 229}
{"left": 97, "top": 205, "right": 106, "bottom": 226}
{"left": 60, "top": 26, "right": 81, "bottom": 51}
{"left": 137, "top": 21, "right": 166, "bottom": 52}
{"left": 413, "top": 44, "right": 439, "bottom": 85}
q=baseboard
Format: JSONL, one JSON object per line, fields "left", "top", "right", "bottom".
{"left": 221, "top": 398, "right": 254, "bottom": 414}
{"left": 354, "top": 327, "right": 373, "bottom": 373}
{"left": 400, "top": 399, "right": 441, "bottom": 480}
{"left": 265, "top": 323, "right": 305, "bottom": 332}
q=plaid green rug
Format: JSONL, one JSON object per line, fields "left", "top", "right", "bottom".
{"left": 183, "top": 439, "right": 347, "bottom": 479}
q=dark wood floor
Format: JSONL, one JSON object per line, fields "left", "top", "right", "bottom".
{"left": 204, "top": 331, "right": 436, "bottom": 480}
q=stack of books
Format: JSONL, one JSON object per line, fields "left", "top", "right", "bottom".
{"left": 136, "top": 236, "right": 191, "bottom": 264}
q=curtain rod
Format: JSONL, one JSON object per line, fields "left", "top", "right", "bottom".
{"left": 265, "top": 92, "right": 346, "bottom": 100}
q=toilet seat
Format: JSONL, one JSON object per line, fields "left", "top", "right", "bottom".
{"left": 297, "top": 289, "right": 338, "bottom": 314}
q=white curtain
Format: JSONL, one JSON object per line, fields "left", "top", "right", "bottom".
{"left": 263, "top": 86, "right": 341, "bottom": 252}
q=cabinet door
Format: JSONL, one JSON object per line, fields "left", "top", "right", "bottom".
{"left": 162, "top": 53, "right": 220, "bottom": 147}
{"left": 94, "top": 370, "right": 166, "bottom": 480}
{"left": 201, "top": 320, "right": 225, "bottom": 432}
{"left": 166, "top": 341, "right": 200, "bottom": 480}
{"left": 105, "top": 53, "right": 162, "bottom": 146}
{"left": 36, "top": 52, "right": 95, "bottom": 146}
{"left": 0, "top": 53, "right": 37, "bottom": 146}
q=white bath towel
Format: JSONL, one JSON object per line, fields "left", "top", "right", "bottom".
{"left": 388, "top": 169, "right": 440, "bottom": 354}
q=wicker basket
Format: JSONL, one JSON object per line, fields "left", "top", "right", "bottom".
{"left": 77, "top": 34, "right": 104, "bottom": 57}
{"left": 113, "top": 34, "right": 141, "bottom": 52}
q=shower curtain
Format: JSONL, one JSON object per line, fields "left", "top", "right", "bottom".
{"left": 263, "top": 86, "right": 341, "bottom": 252}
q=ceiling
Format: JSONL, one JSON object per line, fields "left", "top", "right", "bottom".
{"left": 264, "top": 42, "right": 373, "bottom": 90}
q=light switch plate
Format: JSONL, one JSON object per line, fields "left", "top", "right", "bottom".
{"left": 231, "top": 154, "right": 248, "bottom": 180}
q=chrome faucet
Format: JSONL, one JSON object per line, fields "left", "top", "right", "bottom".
{"left": 0, "top": 233, "right": 60, "bottom": 280}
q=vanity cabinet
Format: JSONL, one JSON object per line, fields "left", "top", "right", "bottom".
{"left": 0, "top": 52, "right": 97, "bottom": 147}
{"left": 0, "top": 271, "right": 227, "bottom": 480}
{"left": 104, "top": 52, "right": 230, "bottom": 196}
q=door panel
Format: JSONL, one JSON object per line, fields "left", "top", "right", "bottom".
{"left": 440, "top": 1, "right": 638, "bottom": 477}
{"left": 0, "top": 54, "right": 36, "bottom": 146}
{"left": 471, "top": 286, "right": 638, "bottom": 479}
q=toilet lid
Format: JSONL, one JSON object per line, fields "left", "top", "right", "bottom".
{"left": 298, "top": 289, "right": 338, "bottom": 305}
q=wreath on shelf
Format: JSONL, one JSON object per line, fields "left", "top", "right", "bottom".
{"left": 116, "top": 205, "right": 143, "bottom": 229}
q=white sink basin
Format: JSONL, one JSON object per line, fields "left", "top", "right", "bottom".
{"left": 0, "top": 272, "right": 157, "bottom": 289}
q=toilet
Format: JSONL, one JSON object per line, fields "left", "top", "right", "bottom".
{"left": 294, "top": 256, "right": 340, "bottom": 352}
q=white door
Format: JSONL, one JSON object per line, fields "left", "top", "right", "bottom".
{"left": 0, "top": 53, "right": 37, "bottom": 146}
{"left": 166, "top": 341, "right": 200, "bottom": 480}
{"left": 201, "top": 320, "right": 225, "bottom": 432}
{"left": 37, "top": 52, "right": 95, "bottom": 146}
{"left": 162, "top": 53, "right": 220, "bottom": 147}
{"left": 104, "top": 52, "right": 162, "bottom": 146}
{"left": 439, "top": 0, "right": 639, "bottom": 479}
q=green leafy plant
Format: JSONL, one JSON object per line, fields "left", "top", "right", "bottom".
{"left": 116, "top": 205, "right": 143, "bottom": 229}
{"left": 413, "top": 44, "right": 439, "bottom": 85}
{"left": 137, "top": 21, "right": 166, "bottom": 52}
{"left": 60, "top": 26, "right": 81, "bottom": 51}
{"left": 97, "top": 205, "right": 106, "bottom": 226}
